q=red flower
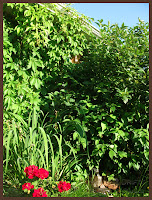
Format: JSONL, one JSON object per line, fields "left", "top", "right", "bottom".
{"left": 32, "top": 187, "right": 48, "bottom": 197}
{"left": 24, "top": 165, "right": 38, "bottom": 179}
{"left": 35, "top": 168, "right": 49, "bottom": 180}
{"left": 22, "top": 182, "right": 34, "bottom": 191}
{"left": 57, "top": 181, "right": 71, "bottom": 193}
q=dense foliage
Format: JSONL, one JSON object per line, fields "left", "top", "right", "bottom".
{"left": 3, "top": 2, "right": 149, "bottom": 192}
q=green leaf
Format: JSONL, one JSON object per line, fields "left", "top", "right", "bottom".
{"left": 73, "top": 131, "right": 78, "bottom": 140}
{"left": 133, "top": 162, "right": 140, "bottom": 170}
{"left": 75, "top": 122, "right": 85, "bottom": 138}
{"left": 35, "top": 78, "right": 42, "bottom": 89}
{"left": 101, "top": 122, "right": 107, "bottom": 132}
{"left": 102, "top": 172, "right": 106, "bottom": 176}
{"left": 123, "top": 95, "right": 129, "bottom": 104}
{"left": 118, "top": 151, "right": 127, "bottom": 158}
{"left": 64, "top": 102, "right": 72, "bottom": 106}
{"left": 57, "top": 37, "right": 61, "bottom": 43}
{"left": 98, "top": 131, "right": 104, "bottom": 138}
{"left": 129, "top": 161, "right": 133, "bottom": 169}
{"left": 117, "top": 130, "right": 125, "bottom": 137}
{"left": 107, "top": 174, "right": 115, "bottom": 181}
{"left": 17, "top": 27, "right": 21, "bottom": 35}
{"left": 110, "top": 114, "right": 116, "bottom": 119}
{"left": 30, "top": 77, "right": 36, "bottom": 86}
{"left": 144, "top": 150, "right": 149, "bottom": 160}
{"left": 109, "top": 150, "right": 115, "bottom": 159}
{"left": 80, "top": 137, "right": 86, "bottom": 148}
{"left": 30, "top": 78, "right": 42, "bottom": 89}
{"left": 24, "top": 10, "right": 31, "bottom": 16}
{"left": 110, "top": 106, "right": 116, "bottom": 112}
{"left": 69, "top": 98, "right": 75, "bottom": 103}
{"left": 12, "top": 104, "right": 19, "bottom": 113}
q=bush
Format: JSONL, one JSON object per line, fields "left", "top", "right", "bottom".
{"left": 3, "top": 3, "right": 149, "bottom": 184}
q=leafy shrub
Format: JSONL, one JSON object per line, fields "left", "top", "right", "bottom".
{"left": 3, "top": 3, "right": 149, "bottom": 182}
{"left": 3, "top": 3, "right": 92, "bottom": 120}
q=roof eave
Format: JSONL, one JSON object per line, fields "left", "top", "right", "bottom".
{"left": 38, "top": 3, "right": 101, "bottom": 38}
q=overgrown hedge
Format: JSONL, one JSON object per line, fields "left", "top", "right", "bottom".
{"left": 3, "top": 3, "right": 149, "bottom": 180}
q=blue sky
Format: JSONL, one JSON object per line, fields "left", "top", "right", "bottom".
{"left": 70, "top": 3, "right": 149, "bottom": 29}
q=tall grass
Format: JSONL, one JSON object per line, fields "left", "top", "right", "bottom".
{"left": 3, "top": 108, "right": 80, "bottom": 182}
{"left": 3, "top": 108, "right": 48, "bottom": 174}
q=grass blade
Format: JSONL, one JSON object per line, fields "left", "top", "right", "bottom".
{"left": 47, "top": 134, "right": 56, "bottom": 179}
{"left": 5, "top": 130, "right": 13, "bottom": 173}
{"left": 54, "top": 134, "right": 62, "bottom": 169}
{"left": 39, "top": 127, "right": 49, "bottom": 170}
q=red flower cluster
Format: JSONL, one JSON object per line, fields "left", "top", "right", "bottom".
{"left": 24, "top": 165, "right": 49, "bottom": 180}
{"left": 32, "top": 187, "right": 48, "bottom": 197}
{"left": 22, "top": 183, "right": 34, "bottom": 191}
{"left": 23, "top": 166, "right": 71, "bottom": 197}
{"left": 35, "top": 168, "right": 49, "bottom": 180}
{"left": 24, "top": 165, "right": 38, "bottom": 179}
{"left": 22, "top": 165, "right": 49, "bottom": 197}
{"left": 57, "top": 181, "right": 71, "bottom": 193}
